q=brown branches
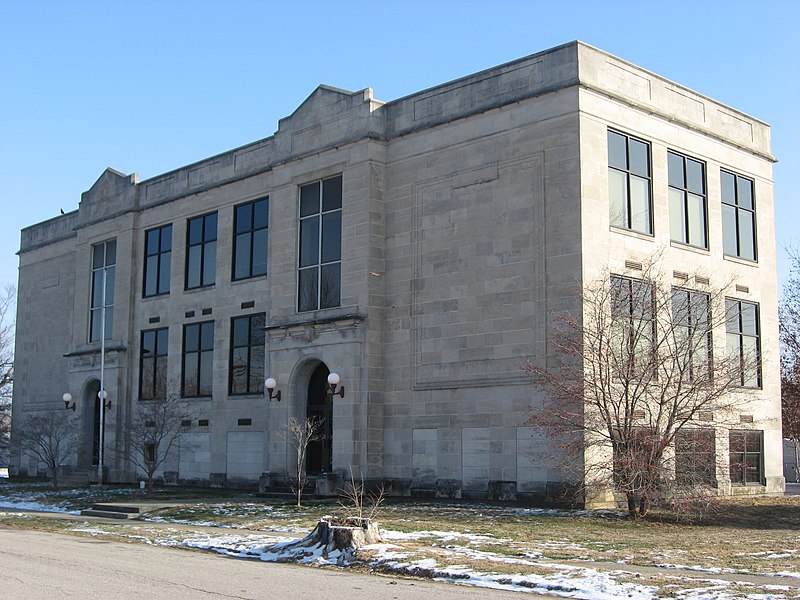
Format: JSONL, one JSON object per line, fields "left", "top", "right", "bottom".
{"left": 286, "top": 416, "right": 325, "bottom": 506}
{"left": 526, "top": 256, "right": 753, "bottom": 517}
{"left": 781, "top": 248, "right": 800, "bottom": 481}
{"left": 129, "top": 383, "right": 188, "bottom": 492}
{"left": 17, "top": 411, "right": 76, "bottom": 487}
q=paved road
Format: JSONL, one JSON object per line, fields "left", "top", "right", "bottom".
{"left": 0, "top": 529, "right": 541, "bottom": 600}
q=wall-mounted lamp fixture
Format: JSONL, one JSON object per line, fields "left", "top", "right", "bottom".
{"left": 327, "top": 372, "right": 345, "bottom": 399}
{"left": 98, "top": 389, "right": 111, "bottom": 410}
{"left": 63, "top": 392, "right": 75, "bottom": 411}
{"left": 265, "top": 377, "right": 281, "bottom": 402}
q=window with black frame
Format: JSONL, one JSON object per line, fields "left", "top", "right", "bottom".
{"left": 89, "top": 239, "right": 116, "bottom": 342}
{"left": 721, "top": 170, "right": 756, "bottom": 261}
{"left": 298, "top": 175, "right": 342, "bottom": 312}
{"left": 729, "top": 430, "right": 763, "bottom": 485}
{"left": 229, "top": 313, "right": 265, "bottom": 395}
{"left": 182, "top": 321, "right": 214, "bottom": 397}
{"left": 675, "top": 428, "right": 716, "bottom": 486}
{"left": 668, "top": 151, "right": 707, "bottom": 248}
{"left": 186, "top": 213, "right": 217, "bottom": 289}
{"left": 143, "top": 224, "right": 172, "bottom": 297}
{"left": 233, "top": 198, "right": 268, "bottom": 280}
{"left": 726, "top": 299, "right": 761, "bottom": 388}
{"left": 610, "top": 276, "right": 655, "bottom": 377}
{"left": 140, "top": 328, "right": 168, "bottom": 400}
{"left": 608, "top": 130, "right": 652, "bottom": 235}
{"left": 672, "top": 288, "right": 712, "bottom": 382}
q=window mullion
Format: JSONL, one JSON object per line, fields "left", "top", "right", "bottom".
{"left": 317, "top": 186, "right": 324, "bottom": 308}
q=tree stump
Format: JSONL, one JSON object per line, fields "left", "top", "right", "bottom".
{"left": 275, "top": 516, "right": 382, "bottom": 564}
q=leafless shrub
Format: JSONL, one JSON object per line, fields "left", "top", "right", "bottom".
{"left": 129, "top": 384, "right": 188, "bottom": 492}
{"left": 337, "top": 465, "right": 386, "bottom": 522}
{"left": 17, "top": 411, "right": 76, "bottom": 487}
{"left": 0, "top": 286, "right": 15, "bottom": 463}
{"left": 286, "top": 416, "right": 325, "bottom": 507}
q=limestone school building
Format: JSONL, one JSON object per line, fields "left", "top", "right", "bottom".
{"left": 10, "top": 41, "right": 784, "bottom": 499}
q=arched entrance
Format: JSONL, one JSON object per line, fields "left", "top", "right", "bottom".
{"left": 306, "top": 363, "right": 333, "bottom": 474}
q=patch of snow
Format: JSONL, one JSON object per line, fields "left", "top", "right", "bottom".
{"left": 740, "top": 550, "right": 798, "bottom": 559}
{"left": 656, "top": 563, "right": 743, "bottom": 575}
{"left": 382, "top": 529, "right": 500, "bottom": 543}
{"left": 0, "top": 500, "right": 80, "bottom": 514}
{"left": 0, "top": 485, "right": 140, "bottom": 514}
{"left": 146, "top": 517, "right": 220, "bottom": 527}
{"left": 384, "top": 560, "right": 659, "bottom": 599}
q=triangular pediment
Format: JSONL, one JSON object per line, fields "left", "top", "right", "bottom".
{"left": 78, "top": 168, "right": 139, "bottom": 223}
{"left": 86, "top": 167, "right": 132, "bottom": 196}
{"left": 282, "top": 85, "right": 354, "bottom": 123}
{"left": 277, "top": 84, "right": 381, "bottom": 135}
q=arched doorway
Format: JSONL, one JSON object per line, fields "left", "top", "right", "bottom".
{"left": 77, "top": 379, "right": 100, "bottom": 469}
{"left": 81, "top": 379, "right": 103, "bottom": 467}
{"left": 306, "top": 363, "right": 333, "bottom": 474}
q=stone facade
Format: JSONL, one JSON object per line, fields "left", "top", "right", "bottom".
{"left": 11, "top": 41, "right": 783, "bottom": 500}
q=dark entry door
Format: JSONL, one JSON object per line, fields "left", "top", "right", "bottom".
{"left": 92, "top": 396, "right": 102, "bottom": 466}
{"left": 306, "top": 363, "right": 333, "bottom": 474}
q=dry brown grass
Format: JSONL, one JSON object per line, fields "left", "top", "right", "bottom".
{"left": 2, "top": 488, "right": 800, "bottom": 597}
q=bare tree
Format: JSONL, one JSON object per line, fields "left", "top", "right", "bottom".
{"left": 0, "top": 286, "right": 15, "bottom": 464}
{"left": 783, "top": 397, "right": 800, "bottom": 483}
{"left": 526, "top": 256, "right": 753, "bottom": 518}
{"left": 18, "top": 411, "right": 76, "bottom": 487}
{"left": 780, "top": 248, "right": 800, "bottom": 482}
{"left": 286, "top": 416, "right": 325, "bottom": 507}
{"left": 129, "top": 386, "right": 188, "bottom": 492}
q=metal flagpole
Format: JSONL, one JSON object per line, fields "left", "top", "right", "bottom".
{"left": 98, "top": 250, "right": 107, "bottom": 484}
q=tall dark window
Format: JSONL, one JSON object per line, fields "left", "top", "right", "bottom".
{"left": 608, "top": 130, "right": 652, "bottom": 235}
{"left": 668, "top": 151, "right": 707, "bottom": 248}
{"left": 729, "top": 430, "right": 763, "bottom": 485}
{"left": 721, "top": 170, "right": 756, "bottom": 261}
{"left": 298, "top": 175, "right": 342, "bottom": 312}
{"left": 233, "top": 198, "right": 269, "bottom": 280}
{"left": 726, "top": 299, "right": 761, "bottom": 388}
{"left": 230, "top": 313, "right": 266, "bottom": 395}
{"left": 672, "top": 289, "right": 712, "bottom": 382}
{"left": 89, "top": 239, "right": 116, "bottom": 342}
{"left": 143, "top": 224, "right": 172, "bottom": 297}
{"left": 675, "top": 428, "right": 716, "bottom": 486}
{"left": 182, "top": 321, "right": 214, "bottom": 397}
{"left": 610, "top": 276, "right": 654, "bottom": 376}
{"left": 186, "top": 213, "right": 217, "bottom": 289}
{"left": 140, "top": 328, "right": 168, "bottom": 400}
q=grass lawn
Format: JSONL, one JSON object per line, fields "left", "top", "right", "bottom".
{"left": 2, "top": 480, "right": 799, "bottom": 598}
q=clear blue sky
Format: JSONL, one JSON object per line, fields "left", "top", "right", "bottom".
{"left": 1, "top": 0, "right": 798, "bottom": 292}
